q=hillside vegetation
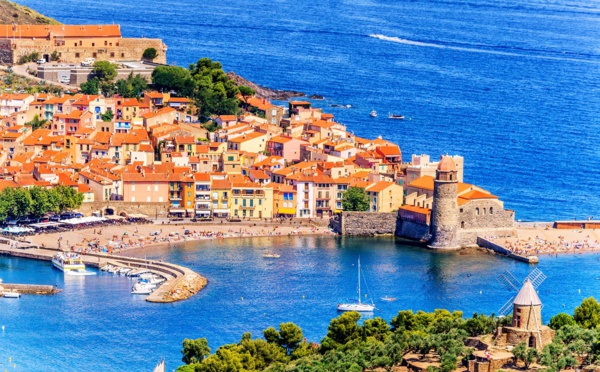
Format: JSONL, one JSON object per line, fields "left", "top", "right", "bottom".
{"left": 0, "top": 0, "right": 60, "bottom": 25}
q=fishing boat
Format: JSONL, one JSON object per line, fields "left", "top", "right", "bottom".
{"left": 387, "top": 113, "right": 405, "bottom": 120}
{"left": 337, "top": 257, "right": 375, "bottom": 312}
{"left": 369, "top": 110, "right": 377, "bottom": 118}
{"left": 263, "top": 253, "right": 281, "bottom": 258}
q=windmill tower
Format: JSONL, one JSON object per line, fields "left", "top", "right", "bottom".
{"left": 495, "top": 269, "right": 554, "bottom": 350}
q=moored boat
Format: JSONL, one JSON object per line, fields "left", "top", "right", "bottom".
{"left": 369, "top": 110, "right": 377, "bottom": 118}
{"left": 3, "top": 292, "right": 21, "bottom": 298}
{"left": 263, "top": 253, "right": 281, "bottom": 258}
{"left": 337, "top": 257, "right": 375, "bottom": 312}
{"left": 387, "top": 113, "right": 405, "bottom": 120}
{"left": 131, "top": 282, "right": 154, "bottom": 295}
{"left": 52, "top": 253, "right": 93, "bottom": 274}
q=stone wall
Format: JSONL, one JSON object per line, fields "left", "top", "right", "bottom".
{"left": 330, "top": 212, "right": 397, "bottom": 236}
{"left": 395, "top": 219, "right": 430, "bottom": 242}
{"left": 429, "top": 180, "right": 460, "bottom": 249}
{"left": 76, "top": 201, "right": 170, "bottom": 218}
{"left": 458, "top": 199, "right": 514, "bottom": 231}
{"left": 4, "top": 37, "right": 166, "bottom": 65}
{"left": 476, "top": 236, "right": 535, "bottom": 263}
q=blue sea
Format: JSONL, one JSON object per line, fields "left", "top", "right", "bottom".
{"left": 3, "top": 0, "right": 600, "bottom": 370}
{"left": 17, "top": 0, "right": 600, "bottom": 221}
{"left": 1, "top": 236, "right": 600, "bottom": 371}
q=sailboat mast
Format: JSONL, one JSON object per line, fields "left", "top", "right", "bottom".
{"left": 358, "top": 257, "right": 361, "bottom": 304}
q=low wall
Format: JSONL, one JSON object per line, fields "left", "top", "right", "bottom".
{"left": 395, "top": 220, "right": 430, "bottom": 241}
{"left": 477, "top": 237, "right": 538, "bottom": 264}
{"left": 77, "top": 201, "right": 170, "bottom": 218}
{"left": 330, "top": 212, "right": 397, "bottom": 236}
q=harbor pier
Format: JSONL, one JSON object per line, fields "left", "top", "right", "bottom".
{"left": 0, "top": 243, "right": 207, "bottom": 303}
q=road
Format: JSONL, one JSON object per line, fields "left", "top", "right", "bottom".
{"left": 1, "top": 62, "right": 78, "bottom": 91}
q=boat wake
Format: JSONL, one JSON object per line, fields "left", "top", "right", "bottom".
{"left": 369, "top": 34, "right": 600, "bottom": 64}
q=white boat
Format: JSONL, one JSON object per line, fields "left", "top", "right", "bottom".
{"left": 387, "top": 113, "right": 405, "bottom": 120}
{"left": 337, "top": 257, "right": 375, "bottom": 312}
{"left": 381, "top": 295, "right": 397, "bottom": 302}
{"left": 131, "top": 282, "right": 154, "bottom": 295}
{"left": 369, "top": 110, "right": 377, "bottom": 118}
{"left": 52, "top": 253, "right": 95, "bottom": 275}
{"left": 263, "top": 253, "right": 280, "bottom": 258}
{"left": 3, "top": 292, "right": 21, "bottom": 298}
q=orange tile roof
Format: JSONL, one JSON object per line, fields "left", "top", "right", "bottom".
{"left": 193, "top": 173, "right": 211, "bottom": 182}
{"left": 228, "top": 132, "right": 266, "bottom": 143}
{"left": 142, "top": 107, "right": 175, "bottom": 119}
{"left": 145, "top": 92, "right": 163, "bottom": 99}
{"left": 407, "top": 176, "right": 434, "bottom": 190}
{"left": 0, "top": 25, "right": 121, "bottom": 39}
{"left": 460, "top": 190, "right": 497, "bottom": 200}
{"left": 376, "top": 145, "right": 401, "bottom": 156}
{"left": 122, "top": 173, "right": 168, "bottom": 182}
{"left": 211, "top": 179, "right": 231, "bottom": 189}
{"left": 218, "top": 115, "right": 237, "bottom": 121}
{"left": 399, "top": 205, "right": 431, "bottom": 214}
{"left": 366, "top": 181, "right": 395, "bottom": 193}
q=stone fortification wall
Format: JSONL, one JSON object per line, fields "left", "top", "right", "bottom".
{"left": 76, "top": 201, "right": 170, "bottom": 218}
{"left": 4, "top": 37, "right": 166, "bottom": 65}
{"left": 429, "top": 180, "right": 459, "bottom": 249}
{"left": 458, "top": 199, "right": 514, "bottom": 230}
{"left": 395, "top": 219, "right": 430, "bottom": 242}
{"left": 330, "top": 212, "right": 397, "bottom": 236}
{"left": 477, "top": 237, "right": 537, "bottom": 263}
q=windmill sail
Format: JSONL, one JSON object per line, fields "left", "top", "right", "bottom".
{"left": 152, "top": 359, "right": 165, "bottom": 372}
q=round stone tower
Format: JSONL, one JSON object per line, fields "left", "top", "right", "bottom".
{"left": 428, "top": 155, "right": 460, "bottom": 249}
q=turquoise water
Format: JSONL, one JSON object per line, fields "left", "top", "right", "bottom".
{"left": 1, "top": 236, "right": 599, "bottom": 370}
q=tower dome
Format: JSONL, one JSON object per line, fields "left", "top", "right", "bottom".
{"left": 437, "top": 155, "right": 457, "bottom": 172}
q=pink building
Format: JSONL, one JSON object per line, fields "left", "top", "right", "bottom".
{"left": 122, "top": 171, "right": 169, "bottom": 203}
{"left": 267, "top": 135, "right": 308, "bottom": 163}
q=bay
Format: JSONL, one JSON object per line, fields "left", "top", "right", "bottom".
{"left": 1, "top": 236, "right": 599, "bottom": 370}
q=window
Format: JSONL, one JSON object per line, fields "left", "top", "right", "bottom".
{"left": 147, "top": 196, "right": 151, "bottom": 202}
{"left": 147, "top": 186, "right": 150, "bottom": 192}
{"left": 461, "top": 221, "right": 465, "bottom": 229}
{"left": 75, "top": 53, "right": 80, "bottom": 58}
{"left": 490, "top": 207, "right": 494, "bottom": 214}
{"left": 235, "top": 199, "right": 238, "bottom": 205}
{"left": 110, "top": 52, "right": 115, "bottom": 58}
{"left": 92, "top": 43, "right": 95, "bottom": 46}
{"left": 259, "top": 199, "right": 262, "bottom": 206}
{"left": 460, "top": 208, "right": 463, "bottom": 213}
{"left": 483, "top": 208, "right": 486, "bottom": 215}
{"left": 475, "top": 208, "right": 480, "bottom": 216}
{"left": 121, "top": 53, "right": 125, "bottom": 58}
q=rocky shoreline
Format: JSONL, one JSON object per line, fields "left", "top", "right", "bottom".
{"left": 227, "top": 71, "right": 305, "bottom": 100}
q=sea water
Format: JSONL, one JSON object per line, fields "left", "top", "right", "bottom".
{"left": 16, "top": 0, "right": 600, "bottom": 221}
{"left": 1, "top": 236, "right": 599, "bottom": 371}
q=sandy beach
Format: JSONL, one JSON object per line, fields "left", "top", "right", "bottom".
{"left": 495, "top": 223, "right": 600, "bottom": 256}
{"left": 26, "top": 220, "right": 333, "bottom": 254}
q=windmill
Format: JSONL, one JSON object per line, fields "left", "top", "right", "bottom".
{"left": 497, "top": 268, "right": 547, "bottom": 348}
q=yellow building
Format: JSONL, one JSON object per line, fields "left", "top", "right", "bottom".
{"left": 272, "top": 183, "right": 296, "bottom": 217}
{"left": 227, "top": 132, "right": 267, "bottom": 153}
{"left": 230, "top": 181, "right": 273, "bottom": 219}
{"left": 366, "top": 181, "right": 403, "bottom": 213}
{"left": 211, "top": 179, "right": 231, "bottom": 218}
{"left": 222, "top": 151, "right": 242, "bottom": 174}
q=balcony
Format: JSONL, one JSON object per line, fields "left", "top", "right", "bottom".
{"left": 195, "top": 205, "right": 211, "bottom": 210}
{"left": 195, "top": 195, "right": 211, "bottom": 201}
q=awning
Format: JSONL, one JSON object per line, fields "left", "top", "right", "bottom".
{"left": 61, "top": 216, "right": 107, "bottom": 225}
{"left": 186, "top": 209, "right": 194, "bottom": 213}
{"left": 277, "top": 208, "right": 296, "bottom": 215}
{"left": 169, "top": 209, "right": 185, "bottom": 213}
{"left": 29, "top": 222, "right": 63, "bottom": 228}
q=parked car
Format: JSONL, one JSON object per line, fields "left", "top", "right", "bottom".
{"left": 59, "top": 77, "right": 70, "bottom": 84}
{"left": 80, "top": 58, "right": 95, "bottom": 67}
{"left": 49, "top": 215, "right": 61, "bottom": 222}
{"left": 36, "top": 58, "right": 46, "bottom": 64}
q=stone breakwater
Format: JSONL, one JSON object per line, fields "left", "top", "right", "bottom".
{"left": 0, "top": 243, "right": 207, "bottom": 303}
{"left": 0, "top": 283, "right": 59, "bottom": 295}
{"left": 330, "top": 212, "right": 397, "bottom": 236}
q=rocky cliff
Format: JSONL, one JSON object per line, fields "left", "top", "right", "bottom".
{"left": 0, "top": 0, "right": 60, "bottom": 25}
{"left": 227, "top": 71, "right": 305, "bottom": 101}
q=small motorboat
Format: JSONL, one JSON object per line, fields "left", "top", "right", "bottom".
{"left": 369, "top": 110, "right": 377, "bottom": 118}
{"left": 387, "top": 113, "right": 405, "bottom": 120}
{"left": 131, "top": 282, "right": 154, "bottom": 295}
{"left": 263, "top": 253, "right": 281, "bottom": 258}
{"left": 381, "top": 295, "right": 397, "bottom": 302}
{"left": 3, "top": 292, "right": 21, "bottom": 298}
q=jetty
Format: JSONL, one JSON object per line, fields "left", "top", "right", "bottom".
{"left": 1, "top": 283, "right": 58, "bottom": 295}
{"left": 477, "top": 237, "right": 538, "bottom": 264}
{"left": 0, "top": 243, "right": 207, "bottom": 303}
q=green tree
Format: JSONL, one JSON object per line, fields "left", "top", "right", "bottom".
{"left": 142, "top": 47, "right": 158, "bottom": 60}
{"left": 238, "top": 85, "right": 255, "bottom": 105}
{"left": 80, "top": 78, "right": 100, "bottom": 95}
{"left": 189, "top": 57, "right": 240, "bottom": 118}
{"left": 29, "top": 186, "right": 57, "bottom": 217}
{"left": 25, "top": 114, "right": 48, "bottom": 130}
{"left": 53, "top": 185, "right": 84, "bottom": 213}
{"left": 342, "top": 187, "right": 369, "bottom": 211}
{"left": 92, "top": 61, "right": 118, "bottom": 82}
{"left": 152, "top": 65, "right": 195, "bottom": 96}
{"left": 278, "top": 323, "right": 303, "bottom": 354}
{"left": 549, "top": 313, "right": 576, "bottom": 330}
{"left": 101, "top": 109, "right": 114, "bottom": 122}
{"left": 116, "top": 73, "right": 148, "bottom": 98}
{"left": 574, "top": 297, "right": 600, "bottom": 329}
{"left": 50, "top": 50, "right": 60, "bottom": 62}
{"left": 320, "top": 311, "right": 362, "bottom": 351}
{"left": 181, "top": 338, "right": 211, "bottom": 364}
{"left": 513, "top": 342, "right": 538, "bottom": 370}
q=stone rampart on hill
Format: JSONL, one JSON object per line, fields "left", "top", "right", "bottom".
{"left": 330, "top": 212, "right": 397, "bottom": 236}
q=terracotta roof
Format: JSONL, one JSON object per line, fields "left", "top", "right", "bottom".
{"left": 460, "top": 190, "right": 497, "bottom": 200}
{"left": 438, "top": 155, "right": 457, "bottom": 172}
{"left": 193, "top": 173, "right": 210, "bottom": 182}
{"left": 407, "top": 176, "right": 434, "bottom": 190}
{"left": 211, "top": 179, "right": 231, "bottom": 189}
{"left": 289, "top": 101, "right": 310, "bottom": 105}
{"left": 122, "top": 173, "right": 168, "bottom": 182}
{"left": 145, "top": 92, "right": 163, "bottom": 99}
{"left": 228, "top": 132, "right": 266, "bottom": 143}
{"left": 218, "top": 115, "right": 237, "bottom": 121}
{"left": 366, "top": 181, "right": 395, "bottom": 193}
{"left": 376, "top": 145, "right": 401, "bottom": 156}
{"left": 142, "top": 107, "right": 175, "bottom": 119}
{"left": 399, "top": 205, "right": 431, "bottom": 214}
{"left": 0, "top": 25, "right": 121, "bottom": 39}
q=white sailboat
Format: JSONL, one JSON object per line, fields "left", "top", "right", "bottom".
{"left": 337, "top": 257, "right": 375, "bottom": 312}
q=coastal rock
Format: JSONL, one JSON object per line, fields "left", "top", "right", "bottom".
{"left": 309, "top": 94, "right": 324, "bottom": 99}
{"left": 227, "top": 71, "right": 304, "bottom": 100}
